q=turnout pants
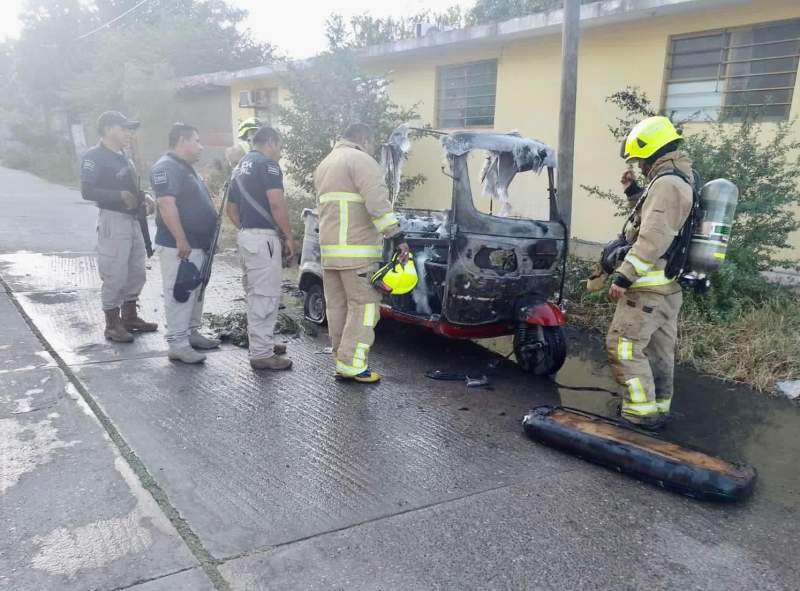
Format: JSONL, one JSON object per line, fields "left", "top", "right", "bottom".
{"left": 238, "top": 229, "right": 283, "bottom": 360}
{"left": 606, "top": 289, "right": 682, "bottom": 421}
{"left": 158, "top": 247, "right": 206, "bottom": 351}
{"left": 97, "top": 209, "right": 147, "bottom": 310}
{"left": 323, "top": 265, "right": 382, "bottom": 376}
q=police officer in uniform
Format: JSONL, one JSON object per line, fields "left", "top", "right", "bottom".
{"left": 80, "top": 111, "right": 158, "bottom": 343}
{"left": 606, "top": 116, "right": 693, "bottom": 429}
{"left": 227, "top": 126, "right": 294, "bottom": 371}
{"left": 150, "top": 123, "right": 220, "bottom": 364}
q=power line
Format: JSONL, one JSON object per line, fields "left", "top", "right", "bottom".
{"left": 76, "top": 0, "right": 153, "bottom": 41}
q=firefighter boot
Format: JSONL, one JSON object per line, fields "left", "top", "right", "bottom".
{"left": 121, "top": 301, "right": 158, "bottom": 333}
{"left": 104, "top": 308, "right": 134, "bottom": 343}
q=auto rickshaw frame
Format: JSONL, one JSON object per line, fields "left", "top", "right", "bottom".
{"left": 299, "top": 129, "right": 569, "bottom": 376}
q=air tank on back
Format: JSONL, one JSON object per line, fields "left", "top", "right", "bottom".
{"left": 689, "top": 179, "right": 738, "bottom": 275}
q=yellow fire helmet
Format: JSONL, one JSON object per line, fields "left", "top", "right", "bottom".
{"left": 237, "top": 117, "right": 263, "bottom": 140}
{"left": 372, "top": 252, "right": 418, "bottom": 295}
{"left": 621, "top": 116, "right": 682, "bottom": 162}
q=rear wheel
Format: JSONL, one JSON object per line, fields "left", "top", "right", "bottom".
{"left": 303, "top": 281, "right": 326, "bottom": 325}
{"left": 514, "top": 324, "right": 567, "bottom": 376}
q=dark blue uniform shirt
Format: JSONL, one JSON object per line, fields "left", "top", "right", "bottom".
{"left": 149, "top": 153, "right": 217, "bottom": 250}
{"left": 80, "top": 142, "right": 139, "bottom": 214}
{"left": 229, "top": 150, "right": 283, "bottom": 230}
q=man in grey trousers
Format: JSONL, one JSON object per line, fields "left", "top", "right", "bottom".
{"left": 150, "top": 123, "right": 220, "bottom": 364}
{"left": 80, "top": 111, "right": 158, "bottom": 342}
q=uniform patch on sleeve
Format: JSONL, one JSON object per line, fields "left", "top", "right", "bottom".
{"left": 152, "top": 169, "right": 169, "bottom": 187}
{"left": 267, "top": 164, "right": 281, "bottom": 176}
{"left": 82, "top": 159, "right": 96, "bottom": 172}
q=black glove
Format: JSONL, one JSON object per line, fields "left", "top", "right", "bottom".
{"left": 600, "top": 235, "right": 631, "bottom": 275}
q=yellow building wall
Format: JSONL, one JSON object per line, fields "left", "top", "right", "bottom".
{"left": 229, "top": 77, "right": 290, "bottom": 139}
{"left": 377, "top": 0, "right": 800, "bottom": 253}
{"left": 226, "top": 0, "right": 800, "bottom": 255}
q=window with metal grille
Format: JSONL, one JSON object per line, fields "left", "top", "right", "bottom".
{"left": 664, "top": 19, "right": 800, "bottom": 121}
{"left": 437, "top": 60, "right": 498, "bottom": 129}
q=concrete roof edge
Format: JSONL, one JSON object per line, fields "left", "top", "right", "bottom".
{"left": 358, "top": 0, "right": 750, "bottom": 60}
{"left": 178, "top": 61, "right": 293, "bottom": 89}
{"left": 178, "top": 0, "right": 750, "bottom": 88}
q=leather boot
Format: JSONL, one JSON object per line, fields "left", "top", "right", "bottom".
{"left": 104, "top": 308, "right": 134, "bottom": 343}
{"left": 122, "top": 301, "right": 158, "bottom": 333}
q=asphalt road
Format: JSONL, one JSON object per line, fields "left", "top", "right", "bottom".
{"left": 1, "top": 165, "right": 798, "bottom": 591}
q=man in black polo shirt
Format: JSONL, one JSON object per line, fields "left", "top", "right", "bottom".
{"left": 227, "top": 126, "right": 295, "bottom": 371}
{"left": 150, "top": 123, "right": 220, "bottom": 364}
{"left": 81, "top": 111, "right": 158, "bottom": 343}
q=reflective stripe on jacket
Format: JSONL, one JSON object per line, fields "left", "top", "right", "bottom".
{"left": 314, "top": 140, "right": 401, "bottom": 270}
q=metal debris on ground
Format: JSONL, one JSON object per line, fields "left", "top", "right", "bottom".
{"left": 426, "top": 370, "right": 491, "bottom": 388}
{"left": 466, "top": 375, "right": 490, "bottom": 388}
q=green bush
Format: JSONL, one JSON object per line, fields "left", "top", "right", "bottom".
{"left": 583, "top": 87, "right": 800, "bottom": 320}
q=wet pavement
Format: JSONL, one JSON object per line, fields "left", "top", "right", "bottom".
{"left": 1, "top": 166, "right": 799, "bottom": 590}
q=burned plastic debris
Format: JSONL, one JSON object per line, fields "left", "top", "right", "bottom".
{"left": 396, "top": 211, "right": 451, "bottom": 315}
{"left": 381, "top": 124, "right": 412, "bottom": 205}
{"left": 523, "top": 406, "right": 757, "bottom": 502}
{"left": 442, "top": 132, "right": 558, "bottom": 219}
{"left": 442, "top": 132, "right": 557, "bottom": 170}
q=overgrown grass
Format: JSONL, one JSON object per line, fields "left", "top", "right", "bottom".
{"left": 678, "top": 297, "right": 800, "bottom": 392}
{"left": 564, "top": 256, "right": 800, "bottom": 392}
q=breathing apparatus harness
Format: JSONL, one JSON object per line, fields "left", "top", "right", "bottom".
{"left": 600, "top": 165, "right": 704, "bottom": 292}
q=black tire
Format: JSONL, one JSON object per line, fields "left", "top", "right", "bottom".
{"left": 514, "top": 325, "right": 567, "bottom": 376}
{"left": 303, "top": 281, "right": 327, "bottom": 325}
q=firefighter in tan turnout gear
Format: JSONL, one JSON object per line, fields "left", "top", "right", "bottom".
{"left": 606, "top": 116, "right": 693, "bottom": 430}
{"left": 314, "top": 124, "right": 410, "bottom": 383}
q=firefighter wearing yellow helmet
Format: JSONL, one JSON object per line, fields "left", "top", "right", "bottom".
{"left": 605, "top": 116, "right": 694, "bottom": 430}
{"left": 225, "top": 117, "right": 263, "bottom": 167}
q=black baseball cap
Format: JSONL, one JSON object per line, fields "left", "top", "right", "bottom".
{"left": 97, "top": 111, "right": 140, "bottom": 135}
{"left": 173, "top": 259, "right": 203, "bottom": 303}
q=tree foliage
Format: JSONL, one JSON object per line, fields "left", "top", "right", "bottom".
{"left": 325, "top": 9, "right": 465, "bottom": 50}
{"left": 323, "top": 1, "right": 597, "bottom": 50}
{"left": 467, "top": 0, "right": 595, "bottom": 25}
{"left": 1, "top": 0, "right": 274, "bottom": 180}
{"left": 279, "top": 48, "right": 423, "bottom": 199}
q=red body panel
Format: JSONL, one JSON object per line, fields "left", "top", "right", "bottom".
{"left": 379, "top": 302, "right": 566, "bottom": 340}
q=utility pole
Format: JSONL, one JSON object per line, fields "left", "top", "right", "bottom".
{"left": 557, "top": 0, "right": 581, "bottom": 239}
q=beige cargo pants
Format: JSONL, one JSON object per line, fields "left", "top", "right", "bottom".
{"left": 158, "top": 247, "right": 206, "bottom": 351}
{"left": 323, "top": 264, "right": 382, "bottom": 377}
{"left": 97, "top": 209, "right": 147, "bottom": 310}
{"left": 238, "top": 229, "right": 283, "bottom": 360}
{"left": 606, "top": 289, "right": 682, "bottom": 421}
